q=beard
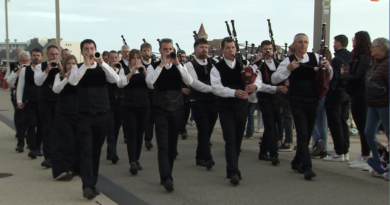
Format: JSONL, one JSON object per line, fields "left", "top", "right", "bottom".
{"left": 197, "top": 53, "right": 208, "bottom": 59}
{"left": 142, "top": 55, "right": 150, "bottom": 61}
{"left": 33, "top": 59, "right": 41, "bottom": 64}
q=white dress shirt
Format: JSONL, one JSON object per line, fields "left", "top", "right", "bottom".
{"left": 186, "top": 57, "right": 213, "bottom": 95}
{"left": 271, "top": 53, "right": 333, "bottom": 84}
{"left": 122, "top": 59, "right": 129, "bottom": 67}
{"left": 68, "top": 62, "right": 119, "bottom": 86}
{"left": 142, "top": 58, "right": 151, "bottom": 65}
{"left": 210, "top": 58, "right": 262, "bottom": 98}
{"left": 252, "top": 59, "right": 278, "bottom": 94}
{"left": 16, "top": 66, "right": 36, "bottom": 104}
{"left": 6, "top": 70, "right": 19, "bottom": 85}
{"left": 146, "top": 63, "right": 193, "bottom": 89}
{"left": 52, "top": 73, "right": 69, "bottom": 93}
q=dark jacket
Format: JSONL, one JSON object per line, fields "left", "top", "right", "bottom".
{"left": 366, "top": 54, "right": 389, "bottom": 107}
{"left": 342, "top": 54, "right": 371, "bottom": 96}
{"left": 327, "top": 49, "right": 350, "bottom": 96}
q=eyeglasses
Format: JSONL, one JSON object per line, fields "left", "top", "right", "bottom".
{"left": 160, "top": 38, "right": 172, "bottom": 43}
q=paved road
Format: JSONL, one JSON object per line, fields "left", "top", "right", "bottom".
{"left": 0, "top": 89, "right": 388, "bottom": 205}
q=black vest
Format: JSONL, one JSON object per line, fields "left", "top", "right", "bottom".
{"left": 56, "top": 76, "right": 78, "bottom": 116}
{"left": 107, "top": 70, "right": 123, "bottom": 106}
{"left": 142, "top": 60, "right": 154, "bottom": 94}
{"left": 256, "top": 59, "right": 283, "bottom": 104}
{"left": 119, "top": 59, "right": 128, "bottom": 69}
{"left": 214, "top": 59, "right": 248, "bottom": 109}
{"left": 76, "top": 63, "right": 110, "bottom": 113}
{"left": 10, "top": 62, "right": 19, "bottom": 88}
{"left": 39, "top": 62, "right": 60, "bottom": 102}
{"left": 122, "top": 67, "right": 149, "bottom": 109}
{"left": 189, "top": 58, "right": 218, "bottom": 102}
{"left": 287, "top": 53, "right": 318, "bottom": 103}
{"left": 22, "top": 66, "right": 39, "bottom": 103}
{"left": 151, "top": 61, "right": 183, "bottom": 111}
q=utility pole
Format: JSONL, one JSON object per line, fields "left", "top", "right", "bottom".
{"left": 55, "top": 0, "right": 61, "bottom": 49}
{"left": 5, "top": 0, "right": 10, "bottom": 67}
{"left": 313, "top": 0, "right": 331, "bottom": 52}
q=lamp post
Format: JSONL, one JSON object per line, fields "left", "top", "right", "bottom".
{"left": 55, "top": 0, "right": 60, "bottom": 49}
{"left": 5, "top": 0, "right": 10, "bottom": 67}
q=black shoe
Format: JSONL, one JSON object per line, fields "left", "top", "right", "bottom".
{"left": 181, "top": 132, "right": 188, "bottom": 140}
{"left": 196, "top": 159, "right": 215, "bottom": 169}
{"left": 258, "top": 154, "right": 271, "bottom": 161}
{"left": 304, "top": 169, "right": 317, "bottom": 180}
{"left": 28, "top": 151, "right": 37, "bottom": 159}
{"left": 196, "top": 159, "right": 207, "bottom": 167}
{"left": 136, "top": 161, "right": 143, "bottom": 170}
{"left": 111, "top": 155, "right": 119, "bottom": 164}
{"left": 83, "top": 187, "right": 96, "bottom": 200}
{"left": 55, "top": 172, "right": 73, "bottom": 181}
{"left": 15, "top": 145, "right": 24, "bottom": 153}
{"left": 230, "top": 174, "right": 240, "bottom": 185}
{"left": 291, "top": 162, "right": 303, "bottom": 174}
{"left": 36, "top": 150, "right": 43, "bottom": 156}
{"left": 145, "top": 141, "right": 153, "bottom": 150}
{"left": 271, "top": 156, "right": 280, "bottom": 165}
{"left": 310, "top": 139, "right": 324, "bottom": 156}
{"left": 319, "top": 151, "right": 328, "bottom": 158}
{"left": 129, "top": 163, "right": 138, "bottom": 175}
{"left": 226, "top": 174, "right": 242, "bottom": 180}
{"left": 278, "top": 144, "right": 292, "bottom": 152}
{"left": 163, "top": 178, "right": 174, "bottom": 192}
{"left": 41, "top": 159, "right": 52, "bottom": 168}
{"left": 94, "top": 187, "right": 100, "bottom": 195}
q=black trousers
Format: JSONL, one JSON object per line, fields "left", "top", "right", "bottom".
{"left": 219, "top": 106, "right": 247, "bottom": 178}
{"left": 180, "top": 95, "right": 191, "bottom": 134}
{"left": 282, "top": 96, "right": 293, "bottom": 143}
{"left": 123, "top": 106, "right": 149, "bottom": 164}
{"left": 258, "top": 99, "right": 280, "bottom": 157}
{"left": 51, "top": 111, "right": 78, "bottom": 178}
{"left": 154, "top": 106, "right": 182, "bottom": 181}
{"left": 290, "top": 101, "right": 318, "bottom": 170}
{"left": 350, "top": 92, "right": 370, "bottom": 156}
{"left": 39, "top": 100, "right": 57, "bottom": 160}
{"left": 19, "top": 101, "right": 42, "bottom": 150}
{"left": 106, "top": 103, "right": 123, "bottom": 158}
{"left": 276, "top": 109, "right": 284, "bottom": 142}
{"left": 77, "top": 112, "right": 108, "bottom": 189}
{"left": 192, "top": 100, "right": 218, "bottom": 161}
{"left": 325, "top": 91, "right": 350, "bottom": 155}
{"left": 11, "top": 91, "right": 17, "bottom": 131}
{"left": 144, "top": 91, "right": 154, "bottom": 142}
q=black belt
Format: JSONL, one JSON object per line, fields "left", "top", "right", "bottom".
{"left": 79, "top": 111, "right": 107, "bottom": 116}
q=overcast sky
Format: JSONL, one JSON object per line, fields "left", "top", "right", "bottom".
{"left": 0, "top": 0, "right": 388, "bottom": 56}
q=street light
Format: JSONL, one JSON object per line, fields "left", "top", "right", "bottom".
{"left": 5, "top": 0, "right": 11, "bottom": 68}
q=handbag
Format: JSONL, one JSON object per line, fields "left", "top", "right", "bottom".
{"left": 366, "top": 64, "right": 387, "bottom": 97}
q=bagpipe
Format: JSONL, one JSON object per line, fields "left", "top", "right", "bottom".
{"left": 224, "top": 20, "right": 257, "bottom": 95}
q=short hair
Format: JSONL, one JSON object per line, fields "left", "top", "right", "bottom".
{"left": 334, "top": 35, "right": 349, "bottom": 48}
{"left": 19, "top": 51, "right": 30, "bottom": 59}
{"left": 260, "top": 40, "right": 272, "bottom": 48}
{"left": 293, "top": 33, "right": 309, "bottom": 42}
{"left": 177, "top": 50, "right": 186, "bottom": 55}
{"left": 221, "top": 37, "right": 234, "bottom": 49}
{"left": 194, "top": 38, "right": 209, "bottom": 48}
{"left": 373, "top": 37, "right": 389, "bottom": 52}
{"left": 47, "top": 45, "right": 58, "bottom": 52}
{"left": 102, "top": 51, "right": 109, "bottom": 57}
{"left": 61, "top": 48, "right": 69, "bottom": 55}
{"left": 288, "top": 44, "right": 295, "bottom": 53}
{"left": 108, "top": 50, "right": 118, "bottom": 57}
{"left": 128, "top": 49, "right": 141, "bottom": 61}
{"left": 275, "top": 45, "right": 282, "bottom": 54}
{"left": 30, "top": 48, "right": 43, "bottom": 56}
{"left": 140, "top": 43, "right": 152, "bottom": 51}
{"left": 121, "top": 45, "right": 130, "bottom": 51}
{"left": 80, "top": 39, "right": 96, "bottom": 50}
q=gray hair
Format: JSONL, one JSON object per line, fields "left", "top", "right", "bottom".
{"left": 19, "top": 51, "right": 30, "bottom": 59}
{"left": 373, "top": 38, "right": 389, "bottom": 52}
{"left": 293, "top": 33, "right": 309, "bottom": 42}
{"left": 121, "top": 45, "right": 130, "bottom": 50}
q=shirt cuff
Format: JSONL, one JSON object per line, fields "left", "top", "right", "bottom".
{"left": 229, "top": 89, "right": 236, "bottom": 98}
